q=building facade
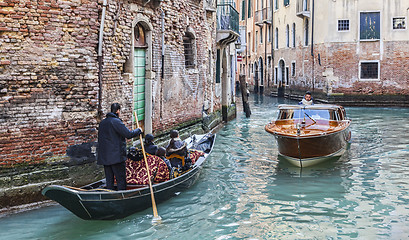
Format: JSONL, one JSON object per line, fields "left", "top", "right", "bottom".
{"left": 238, "top": 0, "right": 409, "bottom": 101}
{"left": 0, "top": 0, "right": 238, "bottom": 208}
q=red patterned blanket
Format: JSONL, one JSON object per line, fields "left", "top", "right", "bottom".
{"left": 126, "top": 154, "right": 170, "bottom": 185}
{"left": 126, "top": 150, "right": 205, "bottom": 185}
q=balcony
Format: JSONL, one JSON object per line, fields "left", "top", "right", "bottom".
{"left": 255, "top": 9, "right": 263, "bottom": 26}
{"left": 216, "top": 3, "right": 240, "bottom": 45}
{"left": 296, "top": 0, "right": 310, "bottom": 18}
{"left": 262, "top": 7, "right": 271, "bottom": 24}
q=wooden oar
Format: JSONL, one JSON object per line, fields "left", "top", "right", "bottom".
{"left": 134, "top": 111, "right": 161, "bottom": 222}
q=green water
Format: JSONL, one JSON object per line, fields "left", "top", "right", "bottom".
{"left": 1, "top": 95, "right": 409, "bottom": 239}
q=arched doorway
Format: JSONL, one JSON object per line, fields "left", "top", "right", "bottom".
{"left": 133, "top": 23, "right": 147, "bottom": 130}
{"left": 259, "top": 57, "right": 264, "bottom": 94}
{"left": 278, "top": 59, "right": 285, "bottom": 97}
{"left": 254, "top": 61, "right": 259, "bottom": 93}
{"left": 131, "top": 17, "right": 153, "bottom": 134}
{"left": 221, "top": 48, "right": 231, "bottom": 122}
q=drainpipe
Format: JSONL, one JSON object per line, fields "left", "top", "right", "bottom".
{"left": 264, "top": 21, "right": 267, "bottom": 91}
{"left": 97, "top": 0, "right": 108, "bottom": 120}
{"left": 271, "top": 0, "right": 274, "bottom": 87}
{"left": 311, "top": 0, "right": 315, "bottom": 91}
{"left": 159, "top": 6, "right": 165, "bottom": 120}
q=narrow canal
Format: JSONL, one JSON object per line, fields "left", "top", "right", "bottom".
{"left": 1, "top": 95, "right": 409, "bottom": 239}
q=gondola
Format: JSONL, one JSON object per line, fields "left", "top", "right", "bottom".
{"left": 42, "top": 133, "right": 215, "bottom": 220}
{"left": 265, "top": 104, "right": 351, "bottom": 167}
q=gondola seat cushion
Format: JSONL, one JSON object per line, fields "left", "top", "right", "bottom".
{"left": 188, "top": 149, "right": 205, "bottom": 164}
{"left": 126, "top": 154, "right": 170, "bottom": 184}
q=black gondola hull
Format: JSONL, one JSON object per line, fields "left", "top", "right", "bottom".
{"left": 42, "top": 133, "right": 215, "bottom": 220}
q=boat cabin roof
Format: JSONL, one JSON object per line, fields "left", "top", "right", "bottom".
{"left": 276, "top": 104, "right": 348, "bottom": 121}
{"left": 278, "top": 104, "right": 342, "bottom": 111}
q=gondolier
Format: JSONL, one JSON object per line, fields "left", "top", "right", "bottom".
{"left": 97, "top": 103, "right": 142, "bottom": 190}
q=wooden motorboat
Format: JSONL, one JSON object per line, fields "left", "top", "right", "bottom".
{"left": 42, "top": 133, "right": 215, "bottom": 220}
{"left": 265, "top": 104, "right": 351, "bottom": 167}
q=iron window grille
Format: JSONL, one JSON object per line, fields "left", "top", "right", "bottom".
{"left": 393, "top": 17, "right": 406, "bottom": 30}
{"left": 183, "top": 33, "right": 195, "bottom": 68}
{"left": 338, "top": 19, "right": 350, "bottom": 31}
{"left": 360, "top": 62, "right": 379, "bottom": 80}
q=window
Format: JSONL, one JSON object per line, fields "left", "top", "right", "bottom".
{"left": 216, "top": 49, "right": 220, "bottom": 83}
{"left": 360, "top": 12, "right": 380, "bottom": 40}
{"left": 338, "top": 19, "right": 350, "bottom": 31}
{"left": 183, "top": 32, "right": 195, "bottom": 68}
{"left": 267, "top": 56, "right": 272, "bottom": 82}
{"left": 275, "top": 0, "right": 278, "bottom": 10}
{"left": 248, "top": 32, "right": 251, "bottom": 51}
{"left": 255, "top": 31, "right": 258, "bottom": 46}
{"left": 285, "top": 67, "right": 289, "bottom": 85}
{"left": 248, "top": 0, "right": 252, "bottom": 18}
{"left": 360, "top": 61, "right": 379, "bottom": 80}
{"left": 241, "top": 0, "right": 245, "bottom": 20}
{"left": 286, "top": 24, "right": 289, "bottom": 47}
{"left": 268, "top": 26, "right": 271, "bottom": 42}
{"left": 304, "top": 19, "right": 309, "bottom": 46}
{"left": 393, "top": 17, "right": 406, "bottom": 30}
{"left": 284, "top": 0, "right": 289, "bottom": 7}
{"left": 275, "top": 27, "right": 278, "bottom": 49}
{"left": 291, "top": 62, "right": 296, "bottom": 76}
{"left": 260, "top": 29, "right": 263, "bottom": 44}
{"left": 292, "top": 23, "right": 296, "bottom": 47}
{"left": 274, "top": 67, "right": 278, "bottom": 85}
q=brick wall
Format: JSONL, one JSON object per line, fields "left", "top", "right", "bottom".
{"left": 268, "top": 40, "right": 409, "bottom": 96}
{"left": 0, "top": 0, "right": 100, "bottom": 167}
{"left": 0, "top": 0, "right": 220, "bottom": 168}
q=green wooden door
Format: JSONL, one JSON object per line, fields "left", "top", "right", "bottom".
{"left": 134, "top": 48, "right": 145, "bottom": 121}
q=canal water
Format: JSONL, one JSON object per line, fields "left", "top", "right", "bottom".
{"left": 1, "top": 95, "right": 409, "bottom": 239}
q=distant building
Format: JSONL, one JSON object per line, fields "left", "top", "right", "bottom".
{"left": 237, "top": 0, "right": 409, "bottom": 101}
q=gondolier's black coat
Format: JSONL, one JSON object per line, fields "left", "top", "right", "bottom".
{"left": 97, "top": 112, "right": 142, "bottom": 166}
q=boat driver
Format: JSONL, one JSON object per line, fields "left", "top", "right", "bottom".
{"left": 299, "top": 91, "right": 314, "bottom": 105}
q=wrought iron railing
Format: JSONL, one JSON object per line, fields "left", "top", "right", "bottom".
{"left": 216, "top": 3, "right": 239, "bottom": 35}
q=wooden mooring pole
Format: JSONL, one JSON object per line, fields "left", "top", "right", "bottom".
{"left": 239, "top": 75, "right": 251, "bottom": 118}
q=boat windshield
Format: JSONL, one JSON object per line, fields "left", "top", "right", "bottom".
{"left": 278, "top": 108, "right": 339, "bottom": 120}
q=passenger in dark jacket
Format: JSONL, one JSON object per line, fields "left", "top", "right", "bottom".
{"left": 144, "top": 134, "right": 158, "bottom": 155}
{"left": 97, "top": 103, "right": 142, "bottom": 190}
{"left": 156, "top": 147, "right": 172, "bottom": 171}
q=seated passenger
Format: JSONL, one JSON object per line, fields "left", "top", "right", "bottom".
{"left": 156, "top": 147, "right": 171, "bottom": 171}
{"left": 166, "top": 130, "right": 188, "bottom": 168}
{"left": 144, "top": 134, "right": 158, "bottom": 155}
{"left": 166, "top": 130, "right": 187, "bottom": 157}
